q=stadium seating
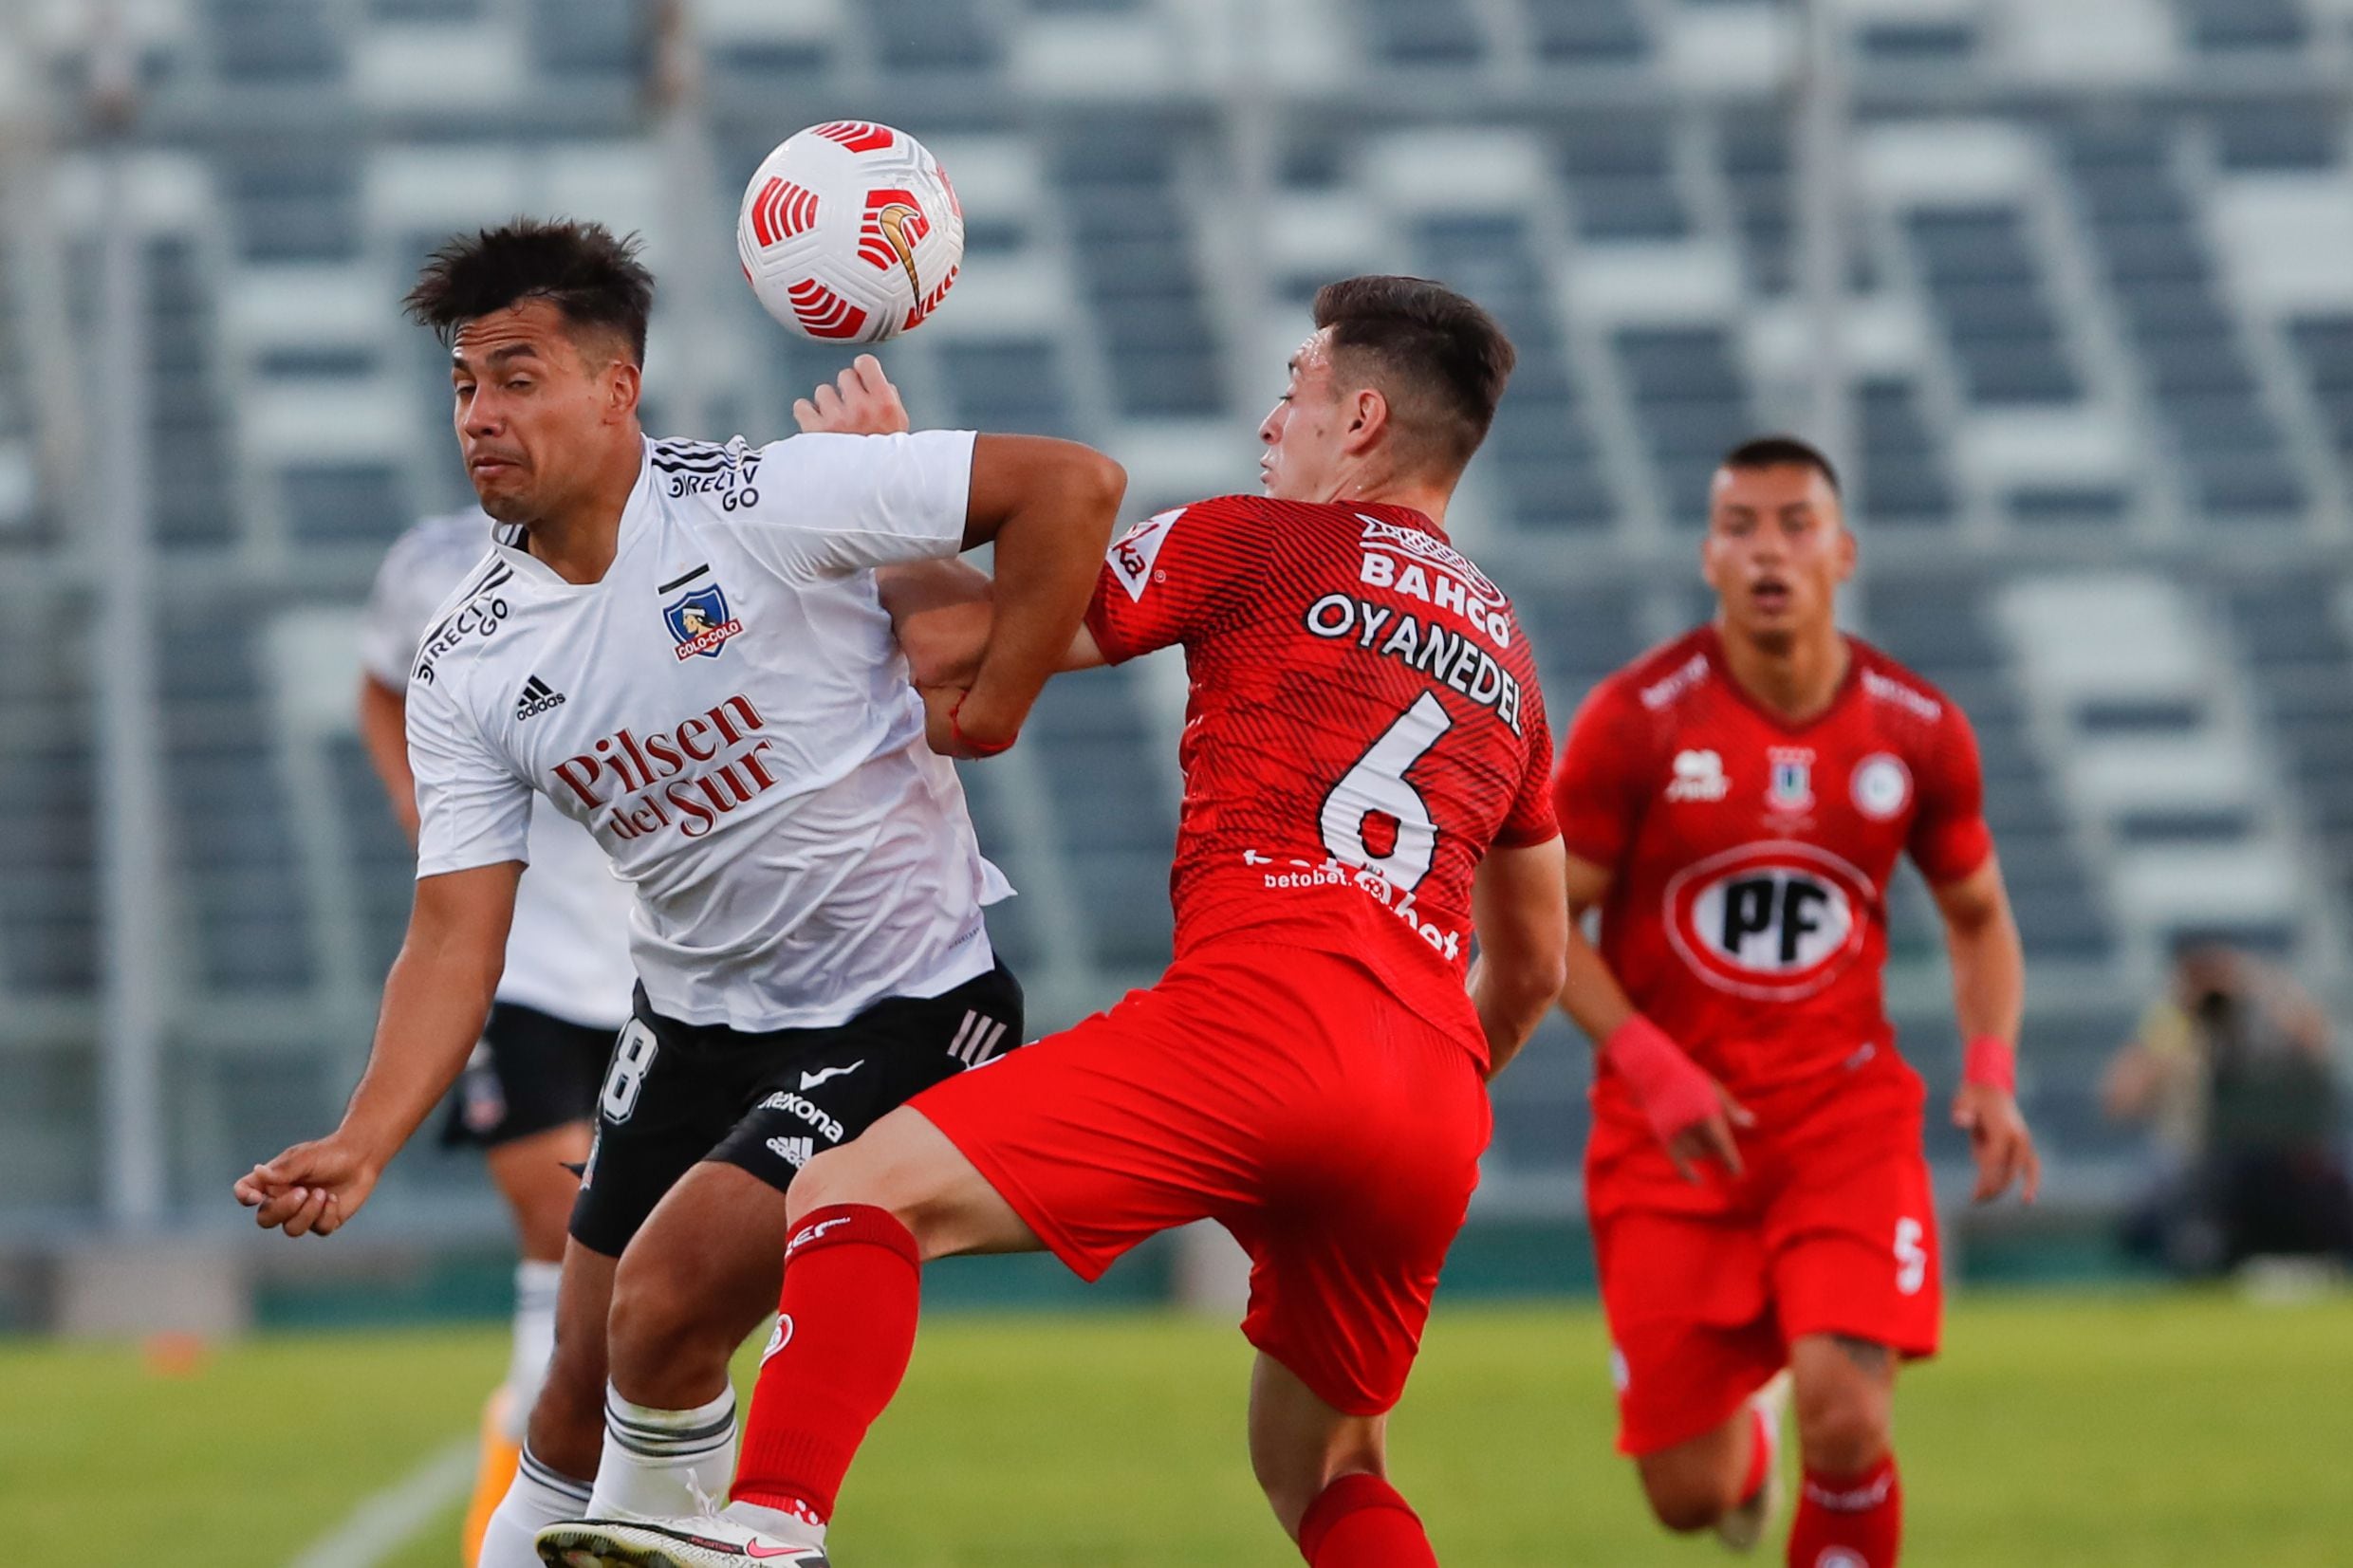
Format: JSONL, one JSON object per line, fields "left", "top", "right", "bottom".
{"left": 8, "top": 0, "right": 2353, "bottom": 1227}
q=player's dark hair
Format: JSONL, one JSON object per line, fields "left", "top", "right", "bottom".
{"left": 1720, "top": 434, "right": 1842, "bottom": 496}
{"left": 1313, "top": 275, "right": 1515, "bottom": 473}
{"left": 405, "top": 218, "right": 655, "bottom": 365}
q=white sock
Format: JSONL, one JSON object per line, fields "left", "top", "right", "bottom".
{"left": 586, "top": 1383, "right": 737, "bottom": 1522}
{"left": 502, "top": 1260, "right": 563, "bottom": 1442}
{"left": 479, "top": 1446, "right": 592, "bottom": 1568}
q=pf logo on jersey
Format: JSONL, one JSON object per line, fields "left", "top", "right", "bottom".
{"left": 1663, "top": 840, "right": 1873, "bottom": 1001}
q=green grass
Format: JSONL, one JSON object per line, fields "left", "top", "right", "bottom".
{"left": 4, "top": 1292, "right": 2348, "bottom": 1566}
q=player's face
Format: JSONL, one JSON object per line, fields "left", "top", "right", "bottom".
{"left": 449, "top": 299, "right": 633, "bottom": 525}
{"left": 1257, "top": 331, "right": 1350, "bottom": 503}
{"left": 1701, "top": 463, "right": 1854, "bottom": 649}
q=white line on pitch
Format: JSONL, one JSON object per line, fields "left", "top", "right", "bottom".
{"left": 286, "top": 1436, "right": 475, "bottom": 1568}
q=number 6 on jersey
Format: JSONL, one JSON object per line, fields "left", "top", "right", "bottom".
{"left": 1320, "top": 692, "right": 1454, "bottom": 893}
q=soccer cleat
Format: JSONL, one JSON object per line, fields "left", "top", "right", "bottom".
{"left": 535, "top": 1514, "right": 829, "bottom": 1568}
{"left": 1715, "top": 1368, "right": 1791, "bottom": 1552}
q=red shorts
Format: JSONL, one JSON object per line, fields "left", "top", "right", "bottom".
{"left": 1586, "top": 1048, "right": 1941, "bottom": 1455}
{"left": 911, "top": 941, "right": 1491, "bottom": 1416}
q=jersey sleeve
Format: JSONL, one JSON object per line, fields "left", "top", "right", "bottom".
{"left": 1493, "top": 689, "right": 1560, "bottom": 849}
{"left": 746, "top": 430, "right": 974, "bottom": 573}
{"left": 1083, "top": 499, "right": 1271, "bottom": 663}
{"left": 1550, "top": 679, "right": 1650, "bottom": 869}
{"left": 1908, "top": 698, "right": 1994, "bottom": 885}
{"left": 409, "top": 674, "right": 532, "bottom": 878}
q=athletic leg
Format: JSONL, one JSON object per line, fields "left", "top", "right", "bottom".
{"left": 585, "top": 1161, "right": 802, "bottom": 1521}
{"left": 1248, "top": 1353, "right": 1434, "bottom": 1567}
{"left": 462, "top": 1122, "right": 587, "bottom": 1563}
{"left": 1635, "top": 1410, "right": 1759, "bottom": 1533}
{"left": 727, "top": 1107, "right": 1039, "bottom": 1533}
{"left": 477, "top": 1239, "right": 614, "bottom": 1568}
{"left": 1785, "top": 1334, "right": 1900, "bottom": 1568}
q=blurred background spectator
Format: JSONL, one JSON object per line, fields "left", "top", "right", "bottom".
{"left": 2105, "top": 942, "right": 2353, "bottom": 1274}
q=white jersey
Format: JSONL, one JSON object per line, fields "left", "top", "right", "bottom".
{"left": 362, "top": 511, "right": 636, "bottom": 1031}
{"left": 404, "top": 430, "right": 1010, "bottom": 1033}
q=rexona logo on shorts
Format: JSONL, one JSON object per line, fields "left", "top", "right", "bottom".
{"left": 1662, "top": 839, "right": 1872, "bottom": 1001}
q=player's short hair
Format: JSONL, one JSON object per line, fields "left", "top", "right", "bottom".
{"left": 1719, "top": 434, "right": 1842, "bottom": 497}
{"left": 405, "top": 218, "right": 655, "bottom": 366}
{"left": 1312, "top": 275, "right": 1516, "bottom": 474}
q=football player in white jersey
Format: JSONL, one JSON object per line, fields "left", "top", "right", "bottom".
{"left": 358, "top": 509, "right": 639, "bottom": 1563}
{"left": 235, "top": 219, "right": 1123, "bottom": 1568}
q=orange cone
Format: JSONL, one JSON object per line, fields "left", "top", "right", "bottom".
{"left": 461, "top": 1386, "right": 523, "bottom": 1568}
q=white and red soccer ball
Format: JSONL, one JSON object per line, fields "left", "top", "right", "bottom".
{"left": 736, "top": 121, "right": 964, "bottom": 343}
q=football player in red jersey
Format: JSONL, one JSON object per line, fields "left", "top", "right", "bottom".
{"left": 1553, "top": 436, "right": 2039, "bottom": 1567}
{"left": 539, "top": 276, "right": 1569, "bottom": 1568}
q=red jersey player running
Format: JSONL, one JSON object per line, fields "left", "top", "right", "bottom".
{"left": 1553, "top": 436, "right": 2040, "bottom": 1568}
{"left": 540, "top": 277, "right": 1570, "bottom": 1568}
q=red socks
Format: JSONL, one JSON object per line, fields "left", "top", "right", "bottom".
{"left": 1787, "top": 1453, "right": 1901, "bottom": 1568}
{"left": 730, "top": 1205, "right": 923, "bottom": 1524}
{"left": 1298, "top": 1474, "right": 1436, "bottom": 1567}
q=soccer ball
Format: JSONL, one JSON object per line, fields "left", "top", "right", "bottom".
{"left": 736, "top": 121, "right": 964, "bottom": 343}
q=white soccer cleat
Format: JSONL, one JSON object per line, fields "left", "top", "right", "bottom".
{"left": 535, "top": 1512, "right": 829, "bottom": 1568}
{"left": 1715, "top": 1368, "right": 1792, "bottom": 1552}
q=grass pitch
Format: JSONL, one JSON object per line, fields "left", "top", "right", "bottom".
{"left": 3, "top": 1292, "right": 2346, "bottom": 1566}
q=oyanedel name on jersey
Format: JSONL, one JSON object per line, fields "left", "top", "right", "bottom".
{"left": 1301, "top": 592, "right": 1528, "bottom": 737}
{"left": 549, "top": 692, "right": 788, "bottom": 841}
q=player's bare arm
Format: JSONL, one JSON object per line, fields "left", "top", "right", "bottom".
{"left": 1557, "top": 850, "right": 1752, "bottom": 1181}
{"left": 786, "top": 353, "right": 1123, "bottom": 752}
{"left": 356, "top": 673, "right": 420, "bottom": 843}
{"left": 234, "top": 861, "right": 521, "bottom": 1237}
{"left": 1932, "top": 855, "right": 2041, "bottom": 1204}
{"left": 1468, "top": 837, "right": 1570, "bottom": 1079}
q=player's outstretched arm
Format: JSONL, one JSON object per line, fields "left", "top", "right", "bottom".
{"left": 1557, "top": 852, "right": 1752, "bottom": 1181}
{"left": 233, "top": 861, "right": 520, "bottom": 1237}
{"left": 950, "top": 434, "right": 1125, "bottom": 750}
{"left": 1469, "top": 838, "right": 1570, "bottom": 1079}
{"left": 1931, "top": 856, "right": 2040, "bottom": 1204}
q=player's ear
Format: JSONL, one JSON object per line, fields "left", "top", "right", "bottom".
{"left": 604, "top": 358, "right": 642, "bottom": 423}
{"left": 1343, "top": 387, "right": 1388, "bottom": 454}
{"left": 1833, "top": 515, "right": 1858, "bottom": 581}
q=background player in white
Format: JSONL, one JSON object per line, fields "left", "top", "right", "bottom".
{"left": 233, "top": 219, "right": 1123, "bottom": 1568}
{"left": 358, "top": 509, "right": 638, "bottom": 1563}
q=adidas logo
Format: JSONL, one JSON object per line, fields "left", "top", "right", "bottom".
{"left": 767, "top": 1134, "right": 814, "bottom": 1169}
{"left": 516, "top": 674, "right": 566, "bottom": 720}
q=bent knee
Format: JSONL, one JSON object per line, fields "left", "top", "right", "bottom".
{"left": 784, "top": 1139, "right": 896, "bottom": 1224}
{"left": 1257, "top": 1458, "right": 1386, "bottom": 1541}
{"left": 1794, "top": 1389, "right": 1891, "bottom": 1476}
{"left": 607, "top": 1251, "right": 727, "bottom": 1369}
{"left": 1639, "top": 1471, "right": 1733, "bottom": 1535}
{"left": 1635, "top": 1447, "right": 1745, "bottom": 1534}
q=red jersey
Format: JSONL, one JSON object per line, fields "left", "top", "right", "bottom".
{"left": 1083, "top": 495, "right": 1558, "bottom": 1060}
{"left": 1553, "top": 626, "right": 1992, "bottom": 1104}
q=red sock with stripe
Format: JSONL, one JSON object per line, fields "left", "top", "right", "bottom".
{"left": 1786, "top": 1453, "right": 1900, "bottom": 1568}
{"left": 730, "top": 1204, "right": 922, "bottom": 1524}
{"left": 1297, "top": 1474, "right": 1437, "bottom": 1567}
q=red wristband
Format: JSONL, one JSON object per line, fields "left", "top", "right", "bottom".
{"left": 950, "top": 695, "right": 1016, "bottom": 758}
{"left": 1962, "top": 1035, "right": 2016, "bottom": 1095}
{"left": 1601, "top": 1014, "right": 1720, "bottom": 1144}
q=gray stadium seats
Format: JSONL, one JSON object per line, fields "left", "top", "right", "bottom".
{"left": 7, "top": 0, "right": 2353, "bottom": 1223}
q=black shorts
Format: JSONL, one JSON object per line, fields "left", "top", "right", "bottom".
{"left": 436, "top": 1001, "right": 617, "bottom": 1151}
{"left": 567, "top": 959, "right": 1025, "bottom": 1259}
